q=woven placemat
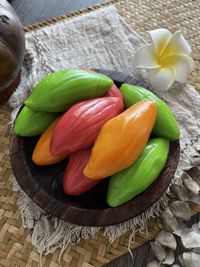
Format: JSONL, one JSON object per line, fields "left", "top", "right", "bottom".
{"left": 0, "top": 0, "right": 200, "bottom": 266}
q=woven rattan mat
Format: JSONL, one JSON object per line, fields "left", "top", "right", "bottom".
{"left": 0, "top": 0, "right": 200, "bottom": 266}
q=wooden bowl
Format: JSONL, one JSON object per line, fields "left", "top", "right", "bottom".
{"left": 0, "top": 73, "right": 21, "bottom": 104}
{"left": 10, "top": 69, "right": 180, "bottom": 227}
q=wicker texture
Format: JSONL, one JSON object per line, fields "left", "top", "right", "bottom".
{"left": 0, "top": 0, "right": 200, "bottom": 266}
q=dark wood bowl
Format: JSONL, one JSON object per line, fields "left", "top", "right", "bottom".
{"left": 0, "top": 73, "right": 20, "bottom": 104}
{"left": 10, "top": 69, "right": 180, "bottom": 227}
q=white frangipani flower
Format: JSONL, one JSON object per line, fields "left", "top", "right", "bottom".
{"left": 134, "top": 28, "right": 195, "bottom": 91}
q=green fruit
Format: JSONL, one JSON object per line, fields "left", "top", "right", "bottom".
{"left": 25, "top": 69, "right": 113, "bottom": 112}
{"left": 107, "top": 138, "right": 169, "bottom": 207}
{"left": 120, "top": 84, "right": 180, "bottom": 141}
{"left": 13, "top": 106, "right": 58, "bottom": 136}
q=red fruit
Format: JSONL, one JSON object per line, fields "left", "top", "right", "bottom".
{"left": 105, "top": 84, "right": 124, "bottom": 102}
{"left": 51, "top": 96, "right": 124, "bottom": 157}
{"left": 63, "top": 148, "right": 99, "bottom": 196}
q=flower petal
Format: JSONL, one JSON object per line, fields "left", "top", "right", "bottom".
{"left": 133, "top": 45, "right": 160, "bottom": 69}
{"left": 163, "top": 30, "right": 192, "bottom": 57}
{"left": 149, "top": 28, "right": 172, "bottom": 56}
{"left": 171, "top": 55, "right": 195, "bottom": 82}
{"left": 148, "top": 67, "right": 175, "bottom": 91}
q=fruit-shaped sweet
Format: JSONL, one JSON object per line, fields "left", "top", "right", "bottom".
{"left": 51, "top": 96, "right": 124, "bottom": 157}
{"left": 0, "top": 0, "right": 25, "bottom": 92}
{"left": 120, "top": 84, "right": 180, "bottom": 140}
{"left": 84, "top": 100, "right": 157, "bottom": 179}
{"left": 13, "top": 106, "right": 58, "bottom": 136}
{"left": 105, "top": 84, "right": 124, "bottom": 102}
{"left": 63, "top": 148, "right": 99, "bottom": 196}
{"left": 107, "top": 138, "right": 169, "bottom": 207}
{"left": 32, "top": 117, "right": 66, "bottom": 165}
{"left": 25, "top": 69, "right": 113, "bottom": 112}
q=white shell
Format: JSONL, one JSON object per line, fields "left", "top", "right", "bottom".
{"left": 173, "top": 227, "right": 188, "bottom": 237}
{"left": 170, "top": 201, "right": 191, "bottom": 221}
{"left": 182, "top": 252, "right": 200, "bottom": 267}
{"left": 150, "top": 242, "right": 166, "bottom": 262}
{"left": 180, "top": 229, "right": 200, "bottom": 248}
{"left": 146, "top": 260, "right": 160, "bottom": 267}
{"left": 170, "top": 184, "right": 189, "bottom": 201}
{"left": 187, "top": 167, "right": 200, "bottom": 186}
{"left": 184, "top": 166, "right": 200, "bottom": 185}
{"left": 183, "top": 178, "right": 200, "bottom": 195}
{"left": 162, "top": 249, "right": 175, "bottom": 265}
{"left": 155, "top": 230, "right": 177, "bottom": 250}
{"left": 188, "top": 191, "right": 200, "bottom": 204}
{"left": 192, "top": 223, "right": 200, "bottom": 233}
{"left": 172, "top": 224, "right": 187, "bottom": 236}
{"left": 161, "top": 211, "right": 179, "bottom": 232}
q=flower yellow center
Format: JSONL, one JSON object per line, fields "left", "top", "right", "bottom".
{"left": 156, "top": 38, "right": 178, "bottom": 68}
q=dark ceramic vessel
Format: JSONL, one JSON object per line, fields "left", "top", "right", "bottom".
{"left": 0, "top": 0, "right": 25, "bottom": 103}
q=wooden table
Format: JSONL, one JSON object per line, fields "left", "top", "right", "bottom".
{"left": 10, "top": 1, "right": 200, "bottom": 266}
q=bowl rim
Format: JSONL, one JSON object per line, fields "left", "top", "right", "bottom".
{"left": 10, "top": 69, "right": 180, "bottom": 227}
